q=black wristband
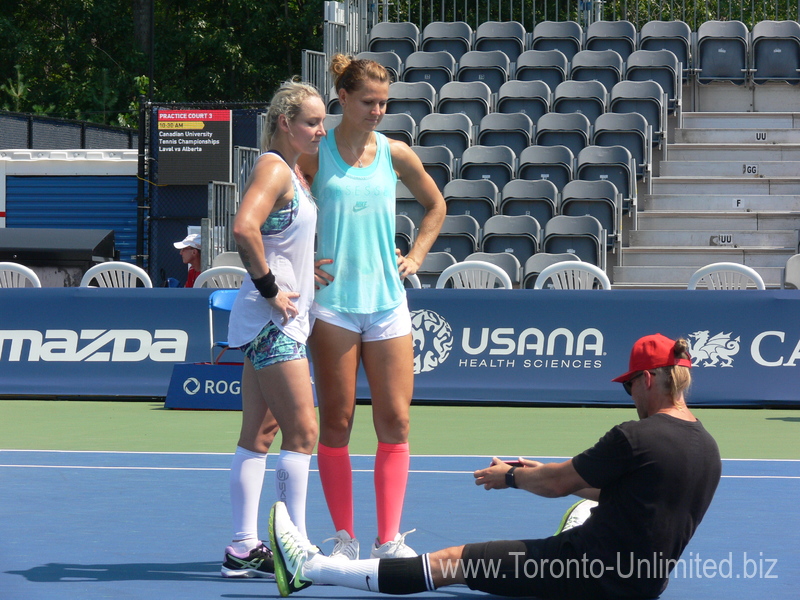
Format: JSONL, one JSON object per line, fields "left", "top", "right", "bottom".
{"left": 252, "top": 272, "right": 279, "bottom": 299}
{"left": 505, "top": 466, "right": 518, "bottom": 489}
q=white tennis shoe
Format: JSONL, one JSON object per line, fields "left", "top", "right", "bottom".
{"left": 325, "top": 529, "right": 360, "bottom": 561}
{"left": 370, "top": 529, "right": 417, "bottom": 558}
{"left": 556, "top": 499, "right": 598, "bottom": 534}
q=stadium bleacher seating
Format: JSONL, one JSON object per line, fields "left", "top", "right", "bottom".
{"left": 340, "top": 15, "right": 800, "bottom": 290}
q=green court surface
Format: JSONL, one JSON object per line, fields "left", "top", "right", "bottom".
{"left": 0, "top": 400, "right": 797, "bottom": 459}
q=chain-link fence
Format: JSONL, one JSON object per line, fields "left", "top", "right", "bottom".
{"left": 0, "top": 112, "right": 137, "bottom": 150}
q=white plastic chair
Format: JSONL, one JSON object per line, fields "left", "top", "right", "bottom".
{"left": 404, "top": 273, "right": 422, "bottom": 289}
{"left": 80, "top": 262, "right": 153, "bottom": 288}
{"left": 435, "top": 261, "right": 514, "bottom": 289}
{"left": 534, "top": 261, "right": 612, "bottom": 290}
{"left": 0, "top": 262, "right": 42, "bottom": 288}
{"left": 211, "top": 251, "right": 244, "bottom": 268}
{"left": 687, "top": 262, "right": 765, "bottom": 290}
{"left": 193, "top": 266, "right": 247, "bottom": 289}
{"left": 783, "top": 254, "right": 800, "bottom": 290}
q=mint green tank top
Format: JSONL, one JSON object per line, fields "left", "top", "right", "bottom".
{"left": 312, "top": 129, "right": 405, "bottom": 313}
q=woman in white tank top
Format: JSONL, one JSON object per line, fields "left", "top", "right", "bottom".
{"left": 220, "top": 81, "right": 325, "bottom": 579}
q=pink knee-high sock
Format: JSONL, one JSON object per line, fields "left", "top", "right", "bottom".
{"left": 374, "top": 441, "right": 410, "bottom": 545}
{"left": 317, "top": 443, "right": 354, "bottom": 537}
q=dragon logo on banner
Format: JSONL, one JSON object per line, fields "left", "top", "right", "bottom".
{"left": 687, "top": 331, "right": 741, "bottom": 367}
{"left": 411, "top": 310, "right": 453, "bottom": 374}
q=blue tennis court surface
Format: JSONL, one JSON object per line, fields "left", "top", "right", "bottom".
{"left": 1, "top": 451, "right": 797, "bottom": 599}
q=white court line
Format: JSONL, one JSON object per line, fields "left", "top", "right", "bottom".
{"left": 0, "top": 464, "right": 798, "bottom": 479}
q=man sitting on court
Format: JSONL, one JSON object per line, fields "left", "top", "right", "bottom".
{"left": 268, "top": 333, "right": 722, "bottom": 599}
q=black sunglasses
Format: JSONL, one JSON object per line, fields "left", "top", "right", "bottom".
{"left": 622, "top": 371, "right": 646, "bottom": 396}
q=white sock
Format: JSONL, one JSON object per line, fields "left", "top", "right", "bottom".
{"left": 275, "top": 450, "right": 312, "bottom": 537}
{"left": 303, "top": 554, "right": 381, "bottom": 592}
{"left": 230, "top": 446, "right": 267, "bottom": 549}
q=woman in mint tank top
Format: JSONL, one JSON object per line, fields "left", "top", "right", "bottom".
{"left": 298, "top": 54, "right": 446, "bottom": 560}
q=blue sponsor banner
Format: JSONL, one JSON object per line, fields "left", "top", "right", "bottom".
{"left": 165, "top": 363, "right": 243, "bottom": 410}
{"left": 0, "top": 288, "right": 212, "bottom": 397}
{"left": 380, "top": 289, "right": 800, "bottom": 406}
{"left": 1, "top": 288, "right": 799, "bottom": 405}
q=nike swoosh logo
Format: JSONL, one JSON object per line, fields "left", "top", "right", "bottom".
{"left": 353, "top": 203, "right": 368, "bottom": 212}
{"left": 365, "top": 575, "right": 372, "bottom": 591}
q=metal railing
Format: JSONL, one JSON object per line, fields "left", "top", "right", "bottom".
{"left": 202, "top": 181, "right": 238, "bottom": 271}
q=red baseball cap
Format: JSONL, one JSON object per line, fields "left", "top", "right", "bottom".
{"left": 612, "top": 333, "right": 692, "bottom": 383}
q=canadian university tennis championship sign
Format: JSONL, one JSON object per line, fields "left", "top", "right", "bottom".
{"left": 156, "top": 109, "right": 232, "bottom": 185}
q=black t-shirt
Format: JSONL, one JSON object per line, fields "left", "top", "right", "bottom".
{"left": 570, "top": 413, "right": 722, "bottom": 598}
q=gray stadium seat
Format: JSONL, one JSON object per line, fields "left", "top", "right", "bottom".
{"left": 477, "top": 112, "right": 534, "bottom": 158}
{"left": 575, "top": 144, "right": 636, "bottom": 207}
{"left": 552, "top": 80, "right": 607, "bottom": 124}
{"left": 443, "top": 178, "right": 499, "bottom": 227}
{"left": 411, "top": 145, "right": 455, "bottom": 191}
{"left": 570, "top": 49, "right": 624, "bottom": 92}
{"left": 496, "top": 80, "right": 551, "bottom": 123}
{"left": 395, "top": 214, "right": 416, "bottom": 255}
{"left": 367, "top": 22, "right": 419, "bottom": 62}
{"left": 416, "top": 251, "right": 457, "bottom": 288}
{"left": 356, "top": 51, "right": 403, "bottom": 81}
{"left": 421, "top": 21, "right": 473, "bottom": 61}
{"left": 474, "top": 20, "right": 527, "bottom": 62}
{"left": 534, "top": 112, "right": 592, "bottom": 158}
{"left": 609, "top": 80, "right": 667, "bottom": 146}
{"left": 376, "top": 113, "right": 416, "bottom": 146}
{"left": 459, "top": 144, "right": 516, "bottom": 192}
{"left": 696, "top": 20, "right": 749, "bottom": 85}
{"left": 402, "top": 51, "right": 456, "bottom": 89}
{"left": 395, "top": 180, "right": 425, "bottom": 226}
{"left": 585, "top": 20, "right": 637, "bottom": 60}
{"left": 500, "top": 179, "right": 559, "bottom": 229}
{"left": 626, "top": 49, "right": 682, "bottom": 115}
{"left": 456, "top": 50, "right": 511, "bottom": 93}
{"left": 543, "top": 214, "right": 607, "bottom": 269}
{"left": 515, "top": 49, "right": 569, "bottom": 91}
{"left": 386, "top": 81, "right": 436, "bottom": 125}
{"left": 522, "top": 252, "right": 582, "bottom": 288}
{"left": 751, "top": 20, "right": 800, "bottom": 84}
{"left": 437, "top": 81, "right": 493, "bottom": 126}
{"left": 429, "top": 214, "right": 481, "bottom": 261}
{"left": 639, "top": 20, "right": 692, "bottom": 80}
{"left": 531, "top": 20, "right": 583, "bottom": 61}
{"left": 417, "top": 112, "right": 473, "bottom": 160}
{"left": 592, "top": 112, "right": 651, "bottom": 180}
{"left": 480, "top": 215, "right": 541, "bottom": 261}
{"left": 517, "top": 144, "right": 574, "bottom": 191}
{"left": 559, "top": 179, "right": 621, "bottom": 248}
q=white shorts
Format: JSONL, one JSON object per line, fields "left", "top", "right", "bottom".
{"left": 311, "top": 301, "right": 412, "bottom": 342}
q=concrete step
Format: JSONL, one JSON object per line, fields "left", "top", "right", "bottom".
{"left": 651, "top": 177, "right": 800, "bottom": 195}
{"left": 629, "top": 229, "right": 799, "bottom": 248}
{"left": 681, "top": 112, "right": 800, "bottom": 129}
{"left": 674, "top": 129, "right": 800, "bottom": 144}
{"left": 642, "top": 194, "right": 800, "bottom": 211}
{"left": 667, "top": 144, "right": 800, "bottom": 161}
{"left": 618, "top": 246, "right": 794, "bottom": 268}
{"left": 636, "top": 211, "right": 800, "bottom": 231}
{"left": 612, "top": 265, "right": 784, "bottom": 287}
{"left": 659, "top": 160, "right": 800, "bottom": 177}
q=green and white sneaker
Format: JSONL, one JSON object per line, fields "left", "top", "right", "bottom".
{"left": 269, "top": 502, "right": 316, "bottom": 597}
{"left": 554, "top": 499, "right": 598, "bottom": 535}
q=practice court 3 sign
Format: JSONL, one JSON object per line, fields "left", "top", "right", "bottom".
{"left": 157, "top": 109, "right": 232, "bottom": 185}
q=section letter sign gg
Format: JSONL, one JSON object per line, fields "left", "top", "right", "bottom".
{"left": 157, "top": 109, "right": 232, "bottom": 185}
